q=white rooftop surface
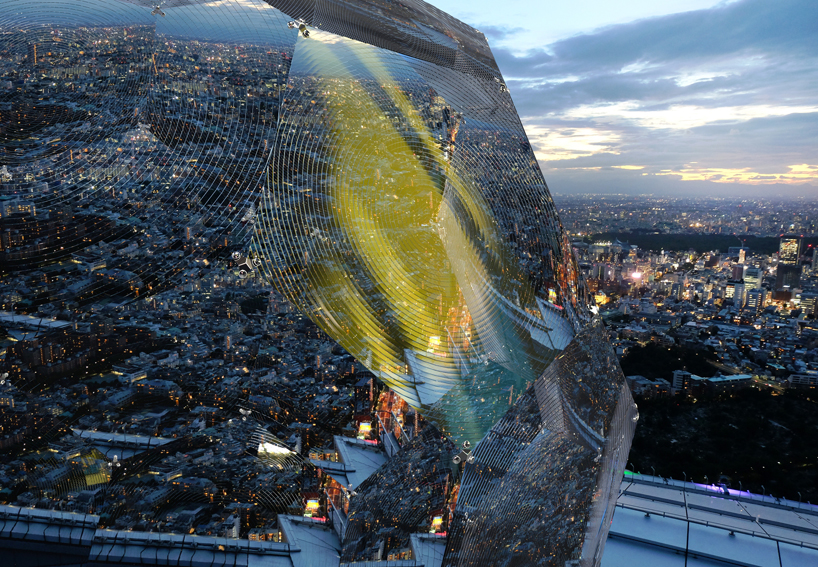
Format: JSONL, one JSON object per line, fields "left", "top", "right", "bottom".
{"left": 279, "top": 515, "right": 342, "bottom": 567}
{"left": 0, "top": 505, "right": 99, "bottom": 546}
{"left": 70, "top": 428, "right": 175, "bottom": 460}
{"left": 603, "top": 474, "right": 818, "bottom": 567}
{"left": 0, "top": 311, "right": 72, "bottom": 330}
{"left": 410, "top": 533, "right": 447, "bottom": 567}
{"left": 310, "top": 435, "right": 387, "bottom": 490}
{"left": 336, "top": 436, "right": 388, "bottom": 488}
{"left": 603, "top": 538, "right": 686, "bottom": 567}
{"left": 71, "top": 428, "right": 174, "bottom": 446}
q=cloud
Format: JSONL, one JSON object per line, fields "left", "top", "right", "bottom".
{"left": 521, "top": 0, "right": 818, "bottom": 76}
{"left": 494, "top": 0, "right": 818, "bottom": 193}
{"left": 562, "top": 103, "right": 818, "bottom": 131}
{"left": 525, "top": 125, "right": 622, "bottom": 162}
{"left": 478, "top": 25, "right": 527, "bottom": 42}
{"left": 655, "top": 163, "right": 818, "bottom": 184}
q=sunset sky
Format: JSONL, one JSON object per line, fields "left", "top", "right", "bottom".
{"left": 431, "top": 0, "right": 818, "bottom": 197}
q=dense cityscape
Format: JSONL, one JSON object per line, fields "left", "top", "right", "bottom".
{"left": 4, "top": 191, "right": 817, "bottom": 540}
{"left": 1, "top": 1, "right": 817, "bottom": 566}
{"left": 556, "top": 194, "right": 818, "bottom": 238}
{"left": 555, "top": 194, "right": 818, "bottom": 395}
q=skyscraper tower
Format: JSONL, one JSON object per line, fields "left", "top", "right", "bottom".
{"left": 777, "top": 235, "right": 802, "bottom": 290}
{"left": 776, "top": 264, "right": 801, "bottom": 290}
{"left": 746, "top": 288, "right": 765, "bottom": 313}
{"left": 779, "top": 235, "right": 802, "bottom": 264}
{"left": 744, "top": 267, "right": 761, "bottom": 290}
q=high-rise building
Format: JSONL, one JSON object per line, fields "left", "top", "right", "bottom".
{"left": 744, "top": 266, "right": 762, "bottom": 289}
{"left": 732, "top": 264, "right": 746, "bottom": 280}
{"left": 800, "top": 292, "right": 818, "bottom": 316}
{"left": 734, "top": 281, "right": 746, "bottom": 307}
{"left": 671, "top": 282, "right": 684, "bottom": 300}
{"left": 746, "top": 288, "right": 765, "bottom": 313}
{"left": 725, "top": 280, "right": 746, "bottom": 306}
{"left": 779, "top": 235, "right": 802, "bottom": 264}
{"left": 776, "top": 263, "right": 801, "bottom": 290}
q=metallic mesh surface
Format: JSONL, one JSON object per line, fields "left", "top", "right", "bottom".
{"left": 443, "top": 321, "right": 636, "bottom": 566}
{"left": 0, "top": 0, "right": 634, "bottom": 564}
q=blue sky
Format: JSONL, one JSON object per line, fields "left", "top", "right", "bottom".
{"left": 430, "top": 0, "right": 818, "bottom": 197}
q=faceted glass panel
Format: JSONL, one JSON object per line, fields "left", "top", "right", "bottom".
{"left": 0, "top": 1, "right": 634, "bottom": 565}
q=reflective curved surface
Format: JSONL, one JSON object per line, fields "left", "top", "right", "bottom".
{"left": 0, "top": 1, "right": 634, "bottom": 566}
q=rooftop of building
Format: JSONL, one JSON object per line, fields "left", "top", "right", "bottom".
{"left": 4, "top": 471, "right": 818, "bottom": 567}
{"left": 603, "top": 473, "right": 818, "bottom": 567}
